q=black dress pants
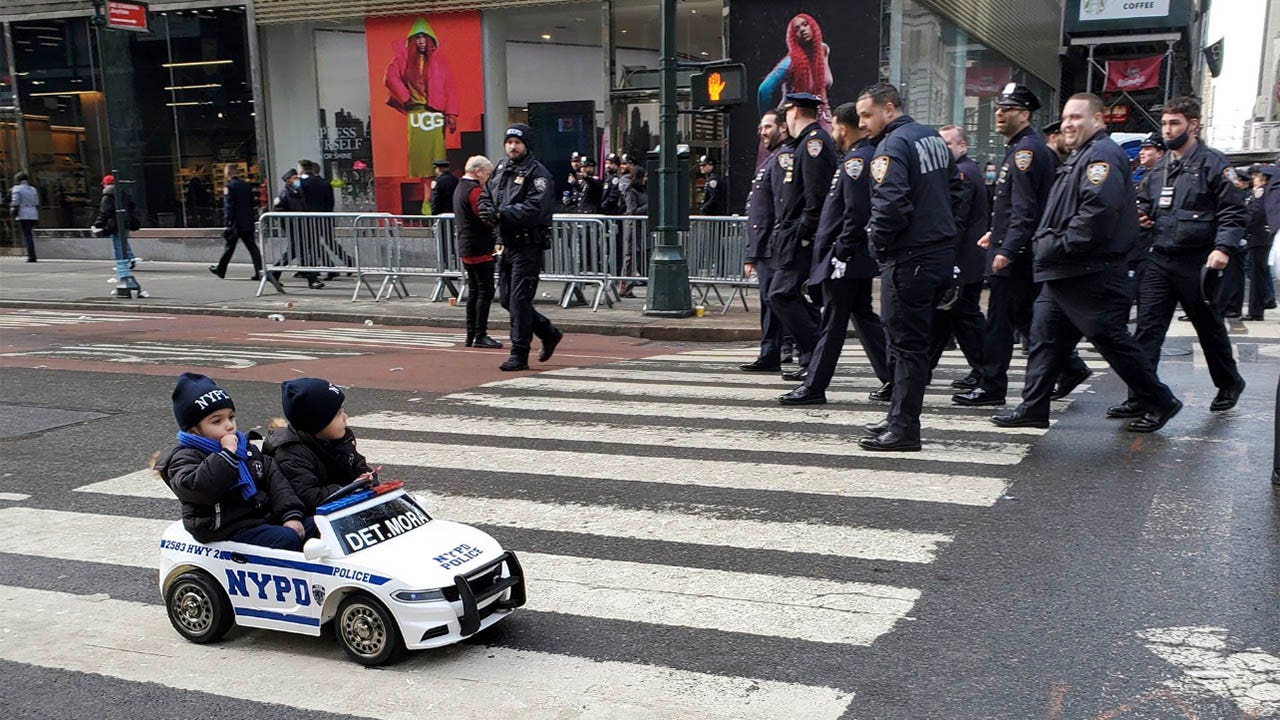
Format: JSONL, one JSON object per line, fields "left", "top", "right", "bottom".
{"left": 1248, "top": 243, "right": 1274, "bottom": 317}
{"left": 216, "top": 227, "right": 264, "bottom": 274}
{"left": 805, "top": 275, "right": 890, "bottom": 393}
{"left": 767, "top": 258, "right": 820, "bottom": 367}
{"left": 753, "top": 260, "right": 785, "bottom": 365}
{"left": 464, "top": 259, "right": 496, "bottom": 338}
{"left": 928, "top": 281, "right": 985, "bottom": 375}
{"left": 881, "top": 249, "right": 953, "bottom": 441}
{"left": 498, "top": 244, "right": 557, "bottom": 359}
{"left": 1020, "top": 266, "right": 1175, "bottom": 420}
{"left": 18, "top": 219, "right": 37, "bottom": 261}
{"left": 977, "top": 265, "right": 1035, "bottom": 395}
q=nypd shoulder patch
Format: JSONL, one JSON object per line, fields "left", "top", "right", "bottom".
{"left": 1223, "top": 166, "right": 1240, "bottom": 184}
{"left": 870, "top": 156, "right": 890, "bottom": 184}
{"left": 533, "top": 177, "right": 549, "bottom": 192}
{"left": 845, "top": 157, "right": 864, "bottom": 180}
{"left": 708, "top": 179, "right": 717, "bottom": 189}
{"left": 1014, "top": 149, "right": 1033, "bottom": 172}
{"left": 1086, "top": 162, "right": 1110, "bottom": 186}
{"left": 806, "top": 138, "right": 823, "bottom": 158}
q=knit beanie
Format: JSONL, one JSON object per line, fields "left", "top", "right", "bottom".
{"left": 505, "top": 123, "right": 532, "bottom": 148}
{"left": 281, "top": 378, "right": 345, "bottom": 434}
{"left": 172, "top": 373, "right": 235, "bottom": 430}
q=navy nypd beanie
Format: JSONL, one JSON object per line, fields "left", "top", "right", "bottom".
{"left": 172, "top": 372, "right": 234, "bottom": 430}
{"left": 281, "top": 377, "right": 345, "bottom": 434}
{"left": 505, "top": 123, "right": 532, "bottom": 148}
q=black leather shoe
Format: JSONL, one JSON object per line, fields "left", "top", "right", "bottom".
{"left": 499, "top": 356, "right": 529, "bottom": 371}
{"left": 208, "top": 265, "right": 225, "bottom": 279}
{"left": 324, "top": 272, "right": 340, "bottom": 281}
{"left": 1224, "top": 310, "right": 1242, "bottom": 319}
{"left": 778, "top": 386, "right": 826, "bottom": 406}
{"left": 1177, "top": 314, "right": 1191, "bottom": 321}
{"left": 781, "top": 366, "right": 808, "bottom": 382}
{"left": 1106, "top": 400, "right": 1146, "bottom": 419}
{"left": 1243, "top": 314, "right": 1265, "bottom": 321}
{"left": 538, "top": 330, "right": 563, "bottom": 362}
{"left": 952, "top": 389, "right": 1006, "bottom": 407}
{"left": 991, "top": 408, "right": 1050, "bottom": 429}
{"left": 465, "top": 334, "right": 474, "bottom": 347}
{"left": 951, "top": 373, "right": 979, "bottom": 390}
{"left": 473, "top": 335, "right": 503, "bottom": 349}
{"left": 1209, "top": 378, "right": 1245, "bottom": 412}
{"left": 307, "top": 278, "right": 326, "bottom": 289}
{"left": 868, "top": 382, "right": 893, "bottom": 402}
{"left": 1050, "top": 368, "right": 1092, "bottom": 401}
{"left": 862, "top": 419, "right": 890, "bottom": 436}
{"left": 780, "top": 345, "right": 795, "bottom": 364}
{"left": 740, "top": 359, "right": 782, "bottom": 372}
{"left": 1127, "top": 398, "right": 1182, "bottom": 433}
{"left": 858, "top": 431, "right": 921, "bottom": 452}
{"left": 250, "top": 272, "right": 262, "bottom": 281}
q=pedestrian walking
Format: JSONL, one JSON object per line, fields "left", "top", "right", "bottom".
{"left": 768, "top": 92, "right": 834, "bottom": 382}
{"left": 10, "top": 171, "right": 39, "bottom": 262}
{"left": 1120, "top": 95, "right": 1247, "bottom": 417}
{"left": 91, "top": 175, "right": 143, "bottom": 289}
{"left": 454, "top": 155, "right": 502, "bottom": 349}
{"left": 429, "top": 159, "right": 458, "bottom": 216}
{"left": 993, "top": 93, "right": 1182, "bottom": 433}
{"left": 856, "top": 82, "right": 959, "bottom": 451}
{"left": 930, "top": 125, "right": 987, "bottom": 380}
{"left": 778, "top": 101, "right": 888, "bottom": 406}
{"left": 479, "top": 123, "right": 564, "bottom": 371}
{"left": 740, "top": 110, "right": 793, "bottom": 374}
{"left": 210, "top": 164, "right": 264, "bottom": 281}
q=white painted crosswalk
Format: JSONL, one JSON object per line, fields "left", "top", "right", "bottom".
{"left": 0, "top": 341, "right": 363, "bottom": 369}
{"left": 245, "top": 327, "right": 464, "bottom": 349}
{"left": 4, "top": 343, "right": 1090, "bottom": 718}
{"left": 0, "top": 309, "right": 172, "bottom": 328}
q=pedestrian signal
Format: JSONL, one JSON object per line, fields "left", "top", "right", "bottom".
{"left": 690, "top": 63, "right": 746, "bottom": 109}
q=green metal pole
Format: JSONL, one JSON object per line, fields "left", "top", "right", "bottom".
{"left": 643, "top": 0, "right": 693, "bottom": 317}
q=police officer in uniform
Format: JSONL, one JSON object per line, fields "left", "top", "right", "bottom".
{"left": 429, "top": 159, "right": 458, "bottom": 215}
{"left": 779, "top": 102, "right": 888, "bottom": 405}
{"left": 1042, "top": 121, "right": 1069, "bottom": 163}
{"left": 856, "top": 82, "right": 960, "bottom": 451}
{"left": 993, "top": 93, "right": 1182, "bottom": 432}
{"left": 600, "top": 152, "right": 624, "bottom": 215}
{"left": 769, "top": 92, "right": 835, "bottom": 380}
{"left": 699, "top": 156, "right": 727, "bottom": 216}
{"left": 574, "top": 157, "right": 604, "bottom": 214}
{"left": 741, "top": 110, "right": 792, "bottom": 372}
{"left": 565, "top": 151, "right": 583, "bottom": 209}
{"left": 479, "top": 123, "right": 565, "bottom": 371}
{"left": 930, "top": 124, "right": 988, "bottom": 380}
{"left": 1113, "top": 95, "right": 1248, "bottom": 417}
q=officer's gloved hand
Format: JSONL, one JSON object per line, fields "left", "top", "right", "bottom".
{"left": 830, "top": 257, "right": 847, "bottom": 279}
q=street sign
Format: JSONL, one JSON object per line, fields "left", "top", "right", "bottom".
{"left": 689, "top": 63, "right": 747, "bottom": 110}
{"left": 105, "top": 0, "right": 149, "bottom": 33}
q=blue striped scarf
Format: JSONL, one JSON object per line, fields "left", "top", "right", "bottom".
{"left": 176, "top": 431, "right": 258, "bottom": 501}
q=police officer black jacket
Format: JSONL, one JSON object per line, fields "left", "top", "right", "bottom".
{"left": 157, "top": 442, "right": 305, "bottom": 544}
{"left": 223, "top": 177, "right": 256, "bottom": 234}
{"left": 1136, "top": 142, "right": 1246, "bottom": 259}
{"left": 1032, "top": 131, "right": 1138, "bottom": 282}
{"left": 989, "top": 126, "right": 1056, "bottom": 276}
{"left": 810, "top": 138, "right": 879, "bottom": 284}
{"left": 745, "top": 145, "right": 788, "bottom": 262}
{"left": 480, "top": 153, "right": 556, "bottom": 248}
{"left": 771, "top": 121, "right": 837, "bottom": 266}
{"left": 867, "top": 115, "right": 961, "bottom": 265}
{"left": 429, "top": 171, "right": 459, "bottom": 216}
{"left": 263, "top": 425, "right": 371, "bottom": 513}
{"left": 701, "top": 171, "right": 726, "bottom": 215}
{"left": 953, "top": 153, "right": 990, "bottom": 284}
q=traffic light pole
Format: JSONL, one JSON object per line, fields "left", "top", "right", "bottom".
{"left": 643, "top": 0, "right": 693, "bottom": 317}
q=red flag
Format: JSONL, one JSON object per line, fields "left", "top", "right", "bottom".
{"left": 1104, "top": 55, "right": 1163, "bottom": 92}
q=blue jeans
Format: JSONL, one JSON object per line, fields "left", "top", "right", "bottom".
{"left": 229, "top": 517, "right": 316, "bottom": 551}
{"left": 111, "top": 233, "right": 136, "bottom": 279}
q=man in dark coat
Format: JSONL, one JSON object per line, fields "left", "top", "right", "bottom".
{"left": 454, "top": 155, "right": 502, "bottom": 348}
{"left": 741, "top": 110, "right": 792, "bottom": 372}
{"left": 429, "top": 159, "right": 459, "bottom": 216}
{"left": 929, "top": 124, "right": 988, "bottom": 379}
{"left": 210, "top": 164, "right": 263, "bottom": 280}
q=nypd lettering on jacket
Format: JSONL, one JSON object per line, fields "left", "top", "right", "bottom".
{"left": 914, "top": 136, "right": 951, "bottom": 176}
{"left": 867, "top": 114, "right": 961, "bottom": 264}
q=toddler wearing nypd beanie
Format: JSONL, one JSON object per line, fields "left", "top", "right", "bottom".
{"left": 263, "top": 377, "right": 372, "bottom": 514}
{"left": 157, "top": 373, "right": 309, "bottom": 550}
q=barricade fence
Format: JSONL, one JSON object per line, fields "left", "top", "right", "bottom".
{"left": 256, "top": 212, "right": 380, "bottom": 297}
{"left": 353, "top": 214, "right": 459, "bottom": 302}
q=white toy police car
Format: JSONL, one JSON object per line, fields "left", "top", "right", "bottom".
{"left": 159, "top": 478, "right": 525, "bottom": 665}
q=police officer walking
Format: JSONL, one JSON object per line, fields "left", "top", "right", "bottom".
{"left": 741, "top": 110, "right": 793, "bottom": 373}
{"left": 993, "top": 93, "right": 1182, "bottom": 432}
{"left": 769, "top": 92, "right": 836, "bottom": 380}
{"left": 1112, "top": 96, "right": 1248, "bottom": 417}
{"left": 699, "top": 156, "right": 727, "bottom": 216}
{"left": 479, "top": 123, "right": 565, "bottom": 371}
{"left": 930, "top": 125, "right": 988, "bottom": 378}
{"left": 779, "top": 101, "right": 888, "bottom": 405}
{"left": 856, "top": 82, "right": 959, "bottom": 451}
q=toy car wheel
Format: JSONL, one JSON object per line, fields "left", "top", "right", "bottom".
{"left": 336, "top": 593, "right": 404, "bottom": 666}
{"left": 166, "top": 571, "right": 234, "bottom": 644}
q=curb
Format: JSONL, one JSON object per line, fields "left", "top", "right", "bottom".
{"left": 0, "top": 299, "right": 761, "bottom": 343}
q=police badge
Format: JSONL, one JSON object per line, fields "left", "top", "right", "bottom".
{"left": 778, "top": 153, "right": 794, "bottom": 170}
{"left": 311, "top": 584, "right": 326, "bottom": 605}
{"left": 1014, "top": 149, "right": 1033, "bottom": 172}
{"left": 870, "top": 156, "right": 890, "bottom": 184}
{"left": 1086, "top": 162, "right": 1109, "bottom": 185}
{"left": 845, "top": 157, "right": 864, "bottom": 179}
{"left": 806, "top": 138, "right": 823, "bottom": 158}
{"left": 533, "top": 177, "right": 549, "bottom": 192}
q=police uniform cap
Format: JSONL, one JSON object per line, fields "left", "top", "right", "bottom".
{"left": 605, "top": 152, "right": 620, "bottom": 164}
{"left": 1041, "top": 121, "right": 1062, "bottom": 135}
{"left": 1259, "top": 164, "right": 1278, "bottom": 178}
{"left": 1139, "top": 133, "right": 1165, "bottom": 150}
{"left": 570, "top": 151, "right": 582, "bottom": 160}
{"left": 698, "top": 155, "right": 714, "bottom": 165}
{"left": 620, "top": 153, "right": 635, "bottom": 165}
{"left": 580, "top": 156, "right": 597, "bottom": 167}
{"left": 996, "top": 83, "right": 1041, "bottom": 113}
{"left": 782, "top": 92, "right": 823, "bottom": 110}
{"left": 433, "top": 159, "right": 451, "bottom": 167}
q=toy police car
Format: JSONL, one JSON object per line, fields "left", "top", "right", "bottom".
{"left": 159, "top": 479, "right": 525, "bottom": 665}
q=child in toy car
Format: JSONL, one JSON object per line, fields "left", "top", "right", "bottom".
{"left": 264, "top": 377, "right": 373, "bottom": 513}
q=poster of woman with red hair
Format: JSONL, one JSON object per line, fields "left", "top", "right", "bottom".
{"left": 756, "top": 13, "right": 833, "bottom": 122}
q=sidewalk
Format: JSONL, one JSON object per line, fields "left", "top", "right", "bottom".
{"left": 0, "top": 258, "right": 762, "bottom": 342}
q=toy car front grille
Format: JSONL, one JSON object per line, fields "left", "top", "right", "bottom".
{"left": 448, "top": 551, "right": 526, "bottom": 637}
{"left": 441, "top": 563, "right": 503, "bottom": 602}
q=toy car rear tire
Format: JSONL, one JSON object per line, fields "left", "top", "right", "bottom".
{"left": 166, "top": 570, "right": 234, "bottom": 644}
{"left": 336, "top": 593, "right": 404, "bottom": 666}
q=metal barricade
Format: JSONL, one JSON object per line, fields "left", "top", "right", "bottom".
{"left": 543, "top": 216, "right": 612, "bottom": 311}
{"left": 368, "top": 214, "right": 460, "bottom": 302}
{"left": 257, "top": 212, "right": 384, "bottom": 297}
{"left": 685, "top": 215, "right": 752, "bottom": 315}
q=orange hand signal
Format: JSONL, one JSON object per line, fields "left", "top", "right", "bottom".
{"left": 708, "top": 72, "right": 726, "bottom": 102}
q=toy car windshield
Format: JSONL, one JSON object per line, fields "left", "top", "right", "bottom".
{"left": 327, "top": 494, "right": 433, "bottom": 555}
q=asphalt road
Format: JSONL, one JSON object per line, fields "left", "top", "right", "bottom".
{"left": 0, "top": 309, "right": 1276, "bottom": 720}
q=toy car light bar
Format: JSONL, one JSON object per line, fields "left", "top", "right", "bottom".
{"left": 372, "top": 480, "right": 404, "bottom": 495}
{"left": 316, "top": 490, "right": 376, "bottom": 515}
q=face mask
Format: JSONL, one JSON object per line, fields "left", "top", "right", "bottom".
{"left": 1165, "top": 128, "right": 1191, "bottom": 151}
{"left": 984, "top": 171, "right": 996, "bottom": 183}
{"left": 291, "top": 180, "right": 301, "bottom": 189}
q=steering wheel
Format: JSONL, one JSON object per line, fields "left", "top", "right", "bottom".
{"left": 319, "top": 477, "right": 375, "bottom": 506}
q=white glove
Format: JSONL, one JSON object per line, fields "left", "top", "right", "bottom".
{"left": 89, "top": 226, "right": 103, "bottom": 236}
{"left": 830, "top": 257, "right": 847, "bottom": 279}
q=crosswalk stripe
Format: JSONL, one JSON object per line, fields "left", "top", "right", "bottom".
{"left": 246, "top": 328, "right": 462, "bottom": 348}
{"left": 446, "top": 392, "right": 1057, "bottom": 435}
{"left": 480, "top": 376, "right": 1071, "bottom": 409}
{"left": 544, "top": 366, "right": 1037, "bottom": 394}
{"left": 0, "top": 507, "right": 918, "bottom": 645}
{"left": 37, "top": 342, "right": 361, "bottom": 360}
{"left": 0, "top": 585, "right": 856, "bottom": 719}
{"left": 349, "top": 411, "right": 1031, "bottom": 465}
{"left": 72, "top": 474, "right": 955, "bottom": 564}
